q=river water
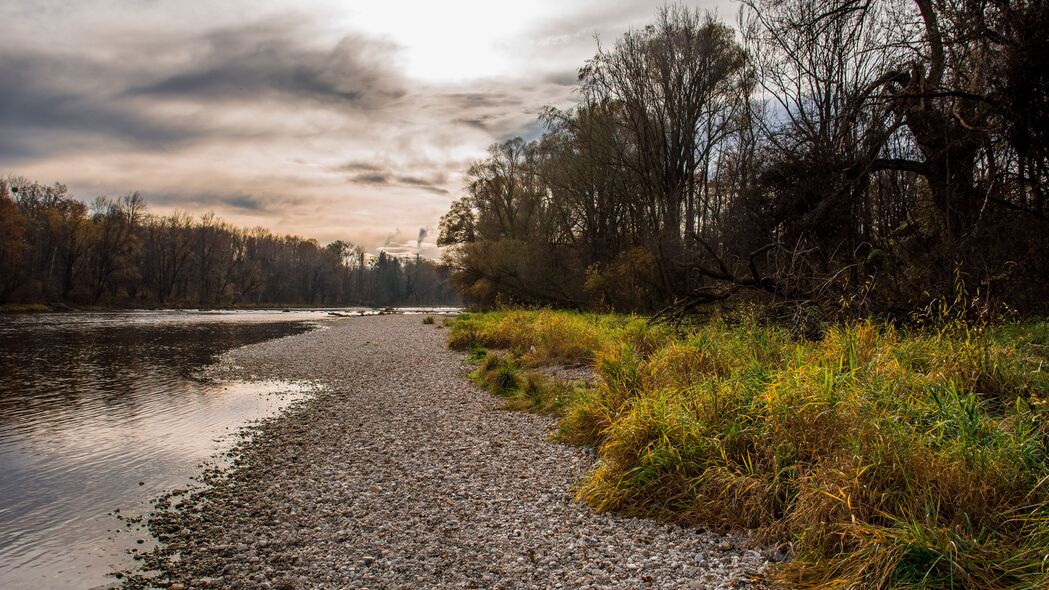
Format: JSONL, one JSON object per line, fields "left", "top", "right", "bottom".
{"left": 0, "top": 310, "right": 346, "bottom": 589}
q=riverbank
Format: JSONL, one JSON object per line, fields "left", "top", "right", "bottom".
{"left": 0, "top": 302, "right": 459, "bottom": 315}
{"left": 450, "top": 310, "right": 1049, "bottom": 589}
{"left": 122, "top": 315, "right": 770, "bottom": 589}
{"left": 0, "top": 310, "right": 328, "bottom": 590}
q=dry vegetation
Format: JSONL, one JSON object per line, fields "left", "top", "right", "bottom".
{"left": 451, "top": 310, "right": 1049, "bottom": 589}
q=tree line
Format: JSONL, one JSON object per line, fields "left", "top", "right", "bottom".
{"left": 439, "top": 0, "right": 1049, "bottom": 320}
{"left": 0, "top": 178, "right": 459, "bottom": 307}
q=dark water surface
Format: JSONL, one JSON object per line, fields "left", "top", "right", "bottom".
{"left": 0, "top": 310, "right": 338, "bottom": 589}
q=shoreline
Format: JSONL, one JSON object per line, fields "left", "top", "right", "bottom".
{"left": 120, "top": 315, "right": 769, "bottom": 589}
{"left": 0, "top": 303, "right": 461, "bottom": 315}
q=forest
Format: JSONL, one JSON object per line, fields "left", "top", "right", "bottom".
{"left": 439, "top": 0, "right": 1049, "bottom": 323}
{"left": 0, "top": 178, "right": 459, "bottom": 308}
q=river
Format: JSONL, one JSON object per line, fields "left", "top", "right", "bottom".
{"left": 0, "top": 310, "right": 350, "bottom": 589}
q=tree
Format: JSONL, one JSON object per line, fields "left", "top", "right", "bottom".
{"left": 0, "top": 180, "right": 27, "bottom": 302}
{"left": 52, "top": 199, "right": 91, "bottom": 299}
{"left": 439, "top": 2, "right": 1049, "bottom": 316}
{"left": 89, "top": 193, "right": 142, "bottom": 303}
{"left": 437, "top": 198, "right": 476, "bottom": 246}
{"left": 579, "top": 5, "right": 750, "bottom": 295}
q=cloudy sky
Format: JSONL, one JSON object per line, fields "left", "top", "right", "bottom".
{"left": 1, "top": 0, "right": 731, "bottom": 257}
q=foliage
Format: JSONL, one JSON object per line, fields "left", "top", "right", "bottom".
{"left": 451, "top": 310, "right": 1049, "bottom": 589}
{"left": 0, "top": 177, "right": 459, "bottom": 307}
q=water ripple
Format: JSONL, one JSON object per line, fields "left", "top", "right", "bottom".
{"left": 0, "top": 311, "right": 327, "bottom": 589}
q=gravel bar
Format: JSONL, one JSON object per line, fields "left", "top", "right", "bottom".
{"left": 125, "top": 315, "right": 772, "bottom": 590}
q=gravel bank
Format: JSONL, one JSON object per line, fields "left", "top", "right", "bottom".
{"left": 124, "top": 315, "right": 772, "bottom": 589}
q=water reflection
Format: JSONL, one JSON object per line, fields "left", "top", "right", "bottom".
{"left": 0, "top": 311, "right": 328, "bottom": 589}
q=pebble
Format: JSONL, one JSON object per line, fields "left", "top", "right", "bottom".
{"left": 119, "top": 315, "right": 770, "bottom": 589}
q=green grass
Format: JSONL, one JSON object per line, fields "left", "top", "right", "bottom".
{"left": 449, "top": 310, "right": 1049, "bottom": 589}
{"left": 422, "top": 315, "right": 436, "bottom": 325}
{"left": 467, "top": 349, "right": 592, "bottom": 417}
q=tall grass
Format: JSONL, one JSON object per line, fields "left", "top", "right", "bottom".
{"left": 449, "top": 310, "right": 1049, "bottom": 589}
{"left": 449, "top": 310, "right": 674, "bottom": 364}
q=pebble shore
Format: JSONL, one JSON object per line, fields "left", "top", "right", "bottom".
{"left": 124, "top": 315, "right": 772, "bottom": 589}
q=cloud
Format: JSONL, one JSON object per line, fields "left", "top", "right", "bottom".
{"left": 334, "top": 160, "right": 386, "bottom": 173}
{"left": 347, "top": 169, "right": 450, "bottom": 195}
{"left": 441, "top": 92, "right": 523, "bottom": 110}
{"left": 222, "top": 195, "right": 272, "bottom": 212}
{"left": 455, "top": 117, "right": 493, "bottom": 131}
{"left": 0, "top": 52, "right": 197, "bottom": 160}
{"left": 351, "top": 173, "right": 390, "bottom": 185}
{"left": 129, "top": 22, "right": 407, "bottom": 109}
{"left": 383, "top": 228, "right": 403, "bottom": 248}
{"left": 544, "top": 69, "right": 585, "bottom": 87}
{"left": 395, "top": 174, "right": 450, "bottom": 195}
{"left": 0, "top": 0, "right": 733, "bottom": 256}
{"left": 1, "top": 17, "right": 413, "bottom": 162}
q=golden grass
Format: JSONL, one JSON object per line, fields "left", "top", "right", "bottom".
{"left": 449, "top": 310, "right": 1049, "bottom": 589}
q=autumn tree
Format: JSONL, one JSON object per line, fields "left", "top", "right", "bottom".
{"left": 0, "top": 180, "right": 27, "bottom": 302}
{"left": 0, "top": 176, "right": 458, "bottom": 308}
{"left": 440, "top": 2, "right": 1049, "bottom": 317}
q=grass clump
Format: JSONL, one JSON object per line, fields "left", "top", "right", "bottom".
{"left": 472, "top": 351, "right": 522, "bottom": 395}
{"left": 422, "top": 315, "right": 436, "bottom": 325}
{"left": 469, "top": 350, "right": 591, "bottom": 416}
{"left": 505, "top": 373, "right": 590, "bottom": 417}
{"left": 449, "top": 310, "right": 1049, "bottom": 589}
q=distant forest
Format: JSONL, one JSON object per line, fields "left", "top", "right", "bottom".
{"left": 439, "top": 1, "right": 1049, "bottom": 320}
{"left": 0, "top": 178, "right": 459, "bottom": 307}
